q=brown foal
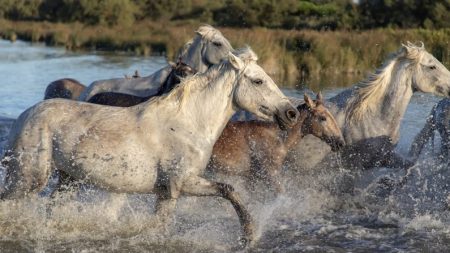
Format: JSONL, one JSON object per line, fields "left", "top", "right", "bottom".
{"left": 207, "top": 93, "right": 345, "bottom": 193}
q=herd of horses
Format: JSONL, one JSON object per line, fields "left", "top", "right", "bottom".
{"left": 0, "top": 25, "right": 449, "bottom": 247}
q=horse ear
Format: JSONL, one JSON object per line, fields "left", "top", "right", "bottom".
{"left": 401, "top": 42, "right": 421, "bottom": 59}
{"left": 304, "top": 93, "right": 315, "bottom": 109}
{"left": 316, "top": 92, "right": 324, "bottom": 104}
{"left": 228, "top": 52, "right": 244, "bottom": 70}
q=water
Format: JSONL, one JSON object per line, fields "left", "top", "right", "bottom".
{"left": 0, "top": 40, "right": 448, "bottom": 252}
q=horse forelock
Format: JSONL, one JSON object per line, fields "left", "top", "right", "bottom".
{"left": 400, "top": 42, "right": 426, "bottom": 61}
{"left": 234, "top": 47, "right": 258, "bottom": 63}
{"left": 196, "top": 25, "right": 222, "bottom": 40}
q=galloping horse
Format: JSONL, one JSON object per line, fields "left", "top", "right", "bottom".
{"left": 44, "top": 78, "right": 86, "bottom": 100}
{"left": 78, "top": 25, "right": 233, "bottom": 101}
{"left": 207, "top": 93, "right": 345, "bottom": 193}
{"left": 87, "top": 61, "right": 196, "bottom": 107}
{"left": 293, "top": 42, "right": 450, "bottom": 170}
{"left": 409, "top": 98, "right": 450, "bottom": 161}
{"left": 0, "top": 48, "right": 298, "bottom": 246}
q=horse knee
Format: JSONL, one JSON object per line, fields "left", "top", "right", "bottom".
{"left": 216, "top": 182, "right": 235, "bottom": 197}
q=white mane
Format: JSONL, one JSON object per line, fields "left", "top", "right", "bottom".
{"left": 161, "top": 47, "right": 258, "bottom": 107}
{"left": 345, "top": 42, "right": 426, "bottom": 121}
{"left": 196, "top": 25, "right": 223, "bottom": 40}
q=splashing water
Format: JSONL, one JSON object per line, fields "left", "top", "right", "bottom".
{"left": 0, "top": 40, "right": 449, "bottom": 252}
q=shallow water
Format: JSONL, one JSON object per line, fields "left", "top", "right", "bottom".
{"left": 0, "top": 40, "right": 449, "bottom": 252}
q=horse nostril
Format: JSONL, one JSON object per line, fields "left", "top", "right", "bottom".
{"left": 286, "top": 109, "right": 298, "bottom": 122}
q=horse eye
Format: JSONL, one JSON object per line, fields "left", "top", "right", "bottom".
{"left": 213, "top": 41, "right": 222, "bottom": 47}
{"left": 319, "top": 116, "right": 327, "bottom": 122}
{"left": 429, "top": 65, "right": 436, "bottom": 70}
{"left": 252, "top": 79, "right": 263, "bottom": 85}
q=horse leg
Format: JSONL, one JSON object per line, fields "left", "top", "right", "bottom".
{"left": 154, "top": 196, "right": 178, "bottom": 234}
{"left": 1, "top": 127, "right": 53, "bottom": 199}
{"left": 409, "top": 106, "right": 436, "bottom": 161}
{"left": 48, "top": 170, "right": 78, "bottom": 198}
{"left": 181, "top": 176, "right": 255, "bottom": 246}
{"left": 383, "top": 151, "right": 414, "bottom": 169}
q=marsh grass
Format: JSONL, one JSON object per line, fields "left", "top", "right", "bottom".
{"left": 0, "top": 19, "right": 448, "bottom": 88}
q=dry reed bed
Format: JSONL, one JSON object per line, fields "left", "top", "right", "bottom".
{"left": 0, "top": 19, "right": 448, "bottom": 87}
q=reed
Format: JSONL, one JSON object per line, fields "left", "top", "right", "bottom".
{"left": 1, "top": 19, "right": 449, "bottom": 88}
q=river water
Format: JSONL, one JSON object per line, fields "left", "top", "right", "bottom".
{"left": 0, "top": 40, "right": 448, "bottom": 252}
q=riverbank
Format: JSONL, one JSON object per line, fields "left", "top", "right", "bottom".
{"left": 1, "top": 19, "right": 449, "bottom": 88}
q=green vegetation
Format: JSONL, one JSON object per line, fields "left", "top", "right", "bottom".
{"left": 1, "top": 19, "right": 448, "bottom": 88}
{"left": 1, "top": 0, "right": 449, "bottom": 29}
{"left": 0, "top": 1, "right": 449, "bottom": 87}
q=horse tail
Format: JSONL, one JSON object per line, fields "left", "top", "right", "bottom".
{"left": 408, "top": 105, "right": 437, "bottom": 161}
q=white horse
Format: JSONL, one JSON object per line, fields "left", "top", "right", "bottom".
{"left": 409, "top": 98, "right": 450, "bottom": 161}
{"left": 78, "top": 25, "right": 233, "bottom": 101}
{"left": 0, "top": 47, "right": 298, "bottom": 246}
{"left": 292, "top": 42, "right": 450, "bottom": 170}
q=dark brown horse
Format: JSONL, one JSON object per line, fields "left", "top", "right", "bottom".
{"left": 207, "top": 93, "right": 345, "bottom": 193}
{"left": 44, "top": 78, "right": 86, "bottom": 100}
{"left": 87, "top": 62, "right": 196, "bottom": 106}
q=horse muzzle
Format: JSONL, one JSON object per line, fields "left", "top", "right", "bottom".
{"left": 275, "top": 105, "right": 299, "bottom": 129}
{"left": 326, "top": 137, "right": 346, "bottom": 152}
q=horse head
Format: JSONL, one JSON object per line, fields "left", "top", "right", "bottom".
{"left": 182, "top": 25, "right": 233, "bottom": 73}
{"left": 229, "top": 47, "right": 298, "bottom": 129}
{"left": 402, "top": 42, "right": 450, "bottom": 97}
{"left": 300, "top": 92, "right": 345, "bottom": 151}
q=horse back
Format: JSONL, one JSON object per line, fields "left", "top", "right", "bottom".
{"left": 88, "top": 92, "right": 148, "bottom": 107}
{"left": 44, "top": 78, "right": 86, "bottom": 100}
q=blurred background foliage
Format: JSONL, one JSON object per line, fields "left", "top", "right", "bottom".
{"left": 0, "top": 0, "right": 449, "bottom": 87}
{"left": 0, "top": 0, "right": 449, "bottom": 29}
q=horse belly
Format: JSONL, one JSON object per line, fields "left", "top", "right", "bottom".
{"left": 67, "top": 147, "right": 158, "bottom": 193}
{"left": 80, "top": 160, "right": 156, "bottom": 193}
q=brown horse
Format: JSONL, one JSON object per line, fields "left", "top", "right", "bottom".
{"left": 87, "top": 62, "right": 196, "bottom": 106}
{"left": 207, "top": 93, "right": 345, "bottom": 193}
{"left": 44, "top": 78, "right": 86, "bottom": 100}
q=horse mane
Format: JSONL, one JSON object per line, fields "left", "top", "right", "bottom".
{"left": 176, "top": 39, "right": 193, "bottom": 60}
{"left": 158, "top": 47, "right": 258, "bottom": 108}
{"left": 196, "top": 25, "right": 222, "bottom": 40}
{"left": 345, "top": 42, "right": 425, "bottom": 121}
{"left": 196, "top": 24, "right": 233, "bottom": 49}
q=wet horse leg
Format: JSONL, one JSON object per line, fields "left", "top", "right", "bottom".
{"left": 1, "top": 127, "right": 53, "bottom": 199}
{"left": 48, "top": 170, "right": 79, "bottom": 198}
{"left": 382, "top": 150, "right": 414, "bottom": 169}
{"left": 181, "top": 176, "right": 255, "bottom": 246}
{"left": 154, "top": 196, "right": 178, "bottom": 234}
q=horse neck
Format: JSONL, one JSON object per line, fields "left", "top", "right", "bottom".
{"left": 179, "top": 67, "right": 237, "bottom": 144}
{"left": 377, "top": 62, "right": 414, "bottom": 136}
{"left": 156, "top": 69, "right": 177, "bottom": 96}
{"left": 348, "top": 60, "right": 415, "bottom": 142}
{"left": 181, "top": 36, "right": 208, "bottom": 73}
{"left": 283, "top": 110, "right": 308, "bottom": 150}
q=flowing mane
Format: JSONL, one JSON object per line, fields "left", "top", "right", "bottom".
{"left": 345, "top": 42, "right": 425, "bottom": 121}
{"left": 158, "top": 47, "right": 258, "bottom": 107}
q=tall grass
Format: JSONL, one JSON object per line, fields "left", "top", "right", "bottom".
{"left": 0, "top": 19, "right": 449, "bottom": 88}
